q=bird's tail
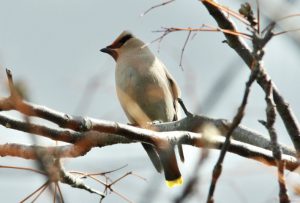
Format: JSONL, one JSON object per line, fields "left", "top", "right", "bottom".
{"left": 158, "top": 148, "right": 183, "bottom": 188}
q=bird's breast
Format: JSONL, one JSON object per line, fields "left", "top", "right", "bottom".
{"left": 115, "top": 58, "right": 175, "bottom": 123}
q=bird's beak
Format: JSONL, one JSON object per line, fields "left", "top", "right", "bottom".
{"left": 100, "top": 47, "right": 111, "bottom": 54}
{"left": 100, "top": 46, "right": 118, "bottom": 61}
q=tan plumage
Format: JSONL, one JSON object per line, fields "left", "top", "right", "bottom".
{"left": 101, "top": 31, "right": 183, "bottom": 187}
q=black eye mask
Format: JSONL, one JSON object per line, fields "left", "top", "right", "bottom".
{"left": 107, "top": 34, "right": 133, "bottom": 49}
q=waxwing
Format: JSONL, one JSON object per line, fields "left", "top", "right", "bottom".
{"left": 101, "top": 31, "right": 184, "bottom": 187}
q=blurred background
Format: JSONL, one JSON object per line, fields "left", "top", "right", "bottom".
{"left": 0, "top": 0, "right": 300, "bottom": 202}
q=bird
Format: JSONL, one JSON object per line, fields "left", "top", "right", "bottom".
{"left": 100, "top": 30, "right": 184, "bottom": 187}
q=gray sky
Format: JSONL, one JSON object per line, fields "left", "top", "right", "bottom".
{"left": 0, "top": 0, "right": 300, "bottom": 202}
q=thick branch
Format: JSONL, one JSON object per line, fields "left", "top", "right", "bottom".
{"left": 0, "top": 111, "right": 295, "bottom": 156}
{"left": 0, "top": 134, "right": 298, "bottom": 171}
{"left": 154, "top": 116, "right": 294, "bottom": 156}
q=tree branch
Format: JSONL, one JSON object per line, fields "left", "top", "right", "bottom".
{"left": 200, "top": 0, "right": 300, "bottom": 153}
{"left": 0, "top": 70, "right": 297, "bottom": 172}
{"left": 0, "top": 127, "right": 298, "bottom": 172}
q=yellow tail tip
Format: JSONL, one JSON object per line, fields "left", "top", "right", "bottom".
{"left": 166, "top": 176, "right": 183, "bottom": 188}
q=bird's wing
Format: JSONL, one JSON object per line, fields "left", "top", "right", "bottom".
{"left": 163, "top": 65, "right": 185, "bottom": 162}
{"left": 163, "top": 65, "right": 181, "bottom": 120}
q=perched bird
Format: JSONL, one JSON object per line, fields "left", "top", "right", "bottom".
{"left": 100, "top": 31, "right": 184, "bottom": 187}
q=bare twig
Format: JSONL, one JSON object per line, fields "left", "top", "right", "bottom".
{"left": 276, "top": 13, "right": 300, "bottom": 23}
{"left": 58, "top": 160, "right": 105, "bottom": 197}
{"left": 261, "top": 82, "right": 290, "bottom": 203}
{"left": 54, "top": 183, "right": 58, "bottom": 203}
{"left": 256, "top": 0, "right": 260, "bottom": 33}
{"left": 274, "top": 28, "right": 300, "bottom": 36}
{"left": 104, "top": 171, "right": 144, "bottom": 203}
{"left": 20, "top": 180, "right": 49, "bottom": 203}
{"left": 206, "top": 61, "right": 260, "bottom": 203}
{"left": 179, "top": 30, "right": 191, "bottom": 70}
{"left": 86, "top": 164, "right": 128, "bottom": 176}
{"left": 141, "top": 0, "right": 175, "bottom": 17}
{"left": 69, "top": 165, "right": 131, "bottom": 188}
{"left": 31, "top": 182, "right": 50, "bottom": 202}
{"left": 55, "top": 182, "right": 64, "bottom": 203}
{"left": 154, "top": 26, "right": 252, "bottom": 40}
{"left": 0, "top": 165, "right": 45, "bottom": 175}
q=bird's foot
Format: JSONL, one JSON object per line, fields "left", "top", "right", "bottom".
{"left": 177, "top": 98, "right": 193, "bottom": 117}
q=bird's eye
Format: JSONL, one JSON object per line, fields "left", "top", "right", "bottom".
{"left": 119, "top": 34, "right": 133, "bottom": 46}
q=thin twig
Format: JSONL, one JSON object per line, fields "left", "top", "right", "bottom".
{"left": 110, "top": 189, "right": 133, "bottom": 203}
{"left": 70, "top": 171, "right": 107, "bottom": 186}
{"left": 53, "top": 183, "right": 57, "bottom": 203}
{"left": 20, "top": 181, "right": 49, "bottom": 203}
{"left": 88, "top": 164, "right": 128, "bottom": 176}
{"left": 141, "top": 0, "right": 175, "bottom": 16}
{"left": 0, "top": 165, "right": 45, "bottom": 175}
{"left": 261, "top": 81, "right": 290, "bottom": 203}
{"left": 276, "top": 13, "right": 300, "bottom": 23}
{"left": 31, "top": 182, "right": 49, "bottom": 202}
{"left": 274, "top": 28, "right": 300, "bottom": 36}
{"left": 256, "top": 0, "right": 260, "bottom": 34}
{"left": 206, "top": 61, "right": 260, "bottom": 203}
{"left": 155, "top": 26, "right": 252, "bottom": 39}
{"left": 179, "top": 30, "right": 191, "bottom": 70}
{"left": 55, "top": 182, "right": 64, "bottom": 203}
{"left": 60, "top": 166, "right": 105, "bottom": 197}
{"left": 109, "top": 172, "right": 134, "bottom": 186}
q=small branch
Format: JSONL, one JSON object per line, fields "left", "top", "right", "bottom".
{"left": 0, "top": 165, "right": 45, "bottom": 175}
{"left": 275, "top": 13, "right": 300, "bottom": 23}
{"left": 155, "top": 26, "right": 252, "bottom": 40}
{"left": 274, "top": 28, "right": 300, "bottom": 36}
{"left": 140, "top": 0, "right": 175, "bottom": 17}
{"left": 20, "top": 180, "right": 50, "bottom": 203}
{"left": 179, "top": 30, "right": 191, "bottom": 70}
{"left": 256, "top": 0, "right": 260, "bottom": 33}
{"left": 47, "top": 158, "right": 106, "bottom": 197}
{"left": 60, "top": 170, "right": 105, "bottom": 197}
{"left": 55, "top": 182, "right": 64, "bottom": 203}
{"left": 262, "top": 81, "right": 290, "bottom": 203}
{"left": 206, "top": 60, "right": 259, "bottom": 203}
{"left": 31, "top": 182, "right": 49, "bottom": 202}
